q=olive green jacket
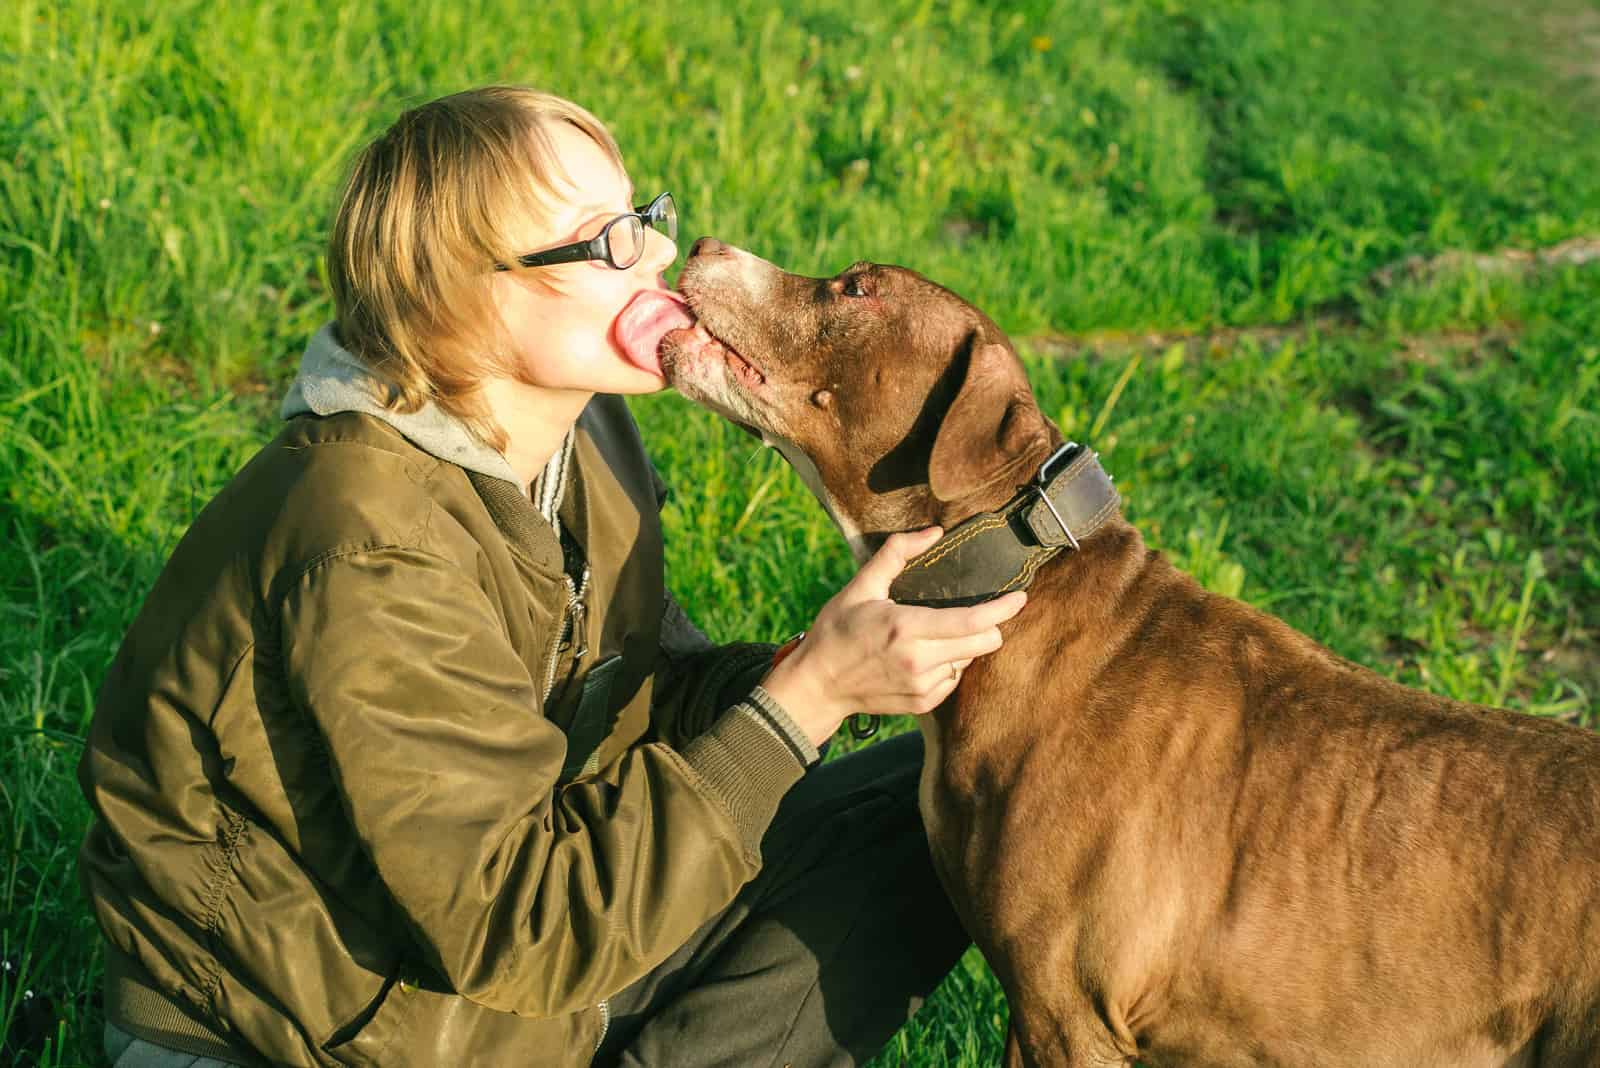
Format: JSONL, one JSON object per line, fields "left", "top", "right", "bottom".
{"left": 78, "top": 330, "right": 813, "bottom": 1066}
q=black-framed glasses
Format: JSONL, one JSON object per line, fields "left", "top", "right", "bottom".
{"left": 494, "top": 192, "right": 677, "bottom": 272}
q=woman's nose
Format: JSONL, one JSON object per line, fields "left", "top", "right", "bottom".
{"left": 640, "top": 225, "right": 678, "bottom": 272}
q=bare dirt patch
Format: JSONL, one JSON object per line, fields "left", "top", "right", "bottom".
{"left": 1369, "top": 235, "right": 1600, "bottom": 289}
{"left": 1028, "top": 234, "right": 1598, "bottom": 365}
{"left": 1544, "top": 6, "right": 1600, "bottom": 82}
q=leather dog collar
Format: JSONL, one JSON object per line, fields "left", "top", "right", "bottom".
{"left": 889, "top": 442, "right": 1120, "bottom": 608}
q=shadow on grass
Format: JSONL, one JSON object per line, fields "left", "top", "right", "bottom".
{"left": 0, "top": 497, "right": 175, "bottom": 1067}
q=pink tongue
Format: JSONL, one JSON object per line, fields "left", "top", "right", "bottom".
{"left": 614, "top": 290, "right": 696, "bottom": 375}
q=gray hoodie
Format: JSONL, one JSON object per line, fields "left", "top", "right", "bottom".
{"left": 281, "top": 322, "right": 574, "bottom": 524}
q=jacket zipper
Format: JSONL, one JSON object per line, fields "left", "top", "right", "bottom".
{"left": 537, "top": 567, "right": 606, "bottom": 1049}
{"left": 539, "top": 575, "right": 571, "bottom": 705}
{"left": 540, "top": 565, "right": 591, "bottom": 704}
{"left": 571, "top": 568, "right": 602, "bottom": 1051}
{"left": 594, "top": 997, "right": 610, "bottom": 1054}
{"left": 567, "top": 565, "right": 590, "bottom": 662}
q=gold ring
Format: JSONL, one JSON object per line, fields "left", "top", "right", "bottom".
{"left": 949, "top": 662, "right": 960, "bottom": 682}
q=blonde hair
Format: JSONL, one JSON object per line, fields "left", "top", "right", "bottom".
{"left": 327, "top": 85, "right": 624, "bottom": 451}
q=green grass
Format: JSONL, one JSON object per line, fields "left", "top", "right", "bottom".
{"left": 3, "top": 0, "right": 1598, "bottom": 1063}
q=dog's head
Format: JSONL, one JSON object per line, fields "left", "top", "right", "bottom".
{"left": 663, "top": 238, "right": 1059, "bottom": 561}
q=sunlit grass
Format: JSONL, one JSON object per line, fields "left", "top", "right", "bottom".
{"left": 3, "top": 0, "right": 1598, "bottom": 1062}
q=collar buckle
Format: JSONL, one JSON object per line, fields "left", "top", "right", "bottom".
{"left": 1028, "top": 441, "right": 1083, "bottom": 550}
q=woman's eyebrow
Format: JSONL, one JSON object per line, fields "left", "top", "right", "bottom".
{"left": 558, "top": 205, "right": 616, "bottom": 239}
{"left": 568, "top": 188, "right": 635, "bottom": 221}
{"left": 556, "top": 187, "right": 636, "bottom": 239}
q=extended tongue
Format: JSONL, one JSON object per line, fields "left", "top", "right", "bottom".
{"left": 615, "top": 291, "right": 696, "bottom": 375}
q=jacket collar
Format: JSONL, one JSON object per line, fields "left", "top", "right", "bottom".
{"left": 281, "top": 323, "right": 572, "bottom": 521}
{"left": 888, "top": 443, "right": 1121, "bottom": 608}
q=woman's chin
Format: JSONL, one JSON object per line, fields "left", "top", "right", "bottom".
{"left": 605, "top": 349, "right": 670, "bottom": 394}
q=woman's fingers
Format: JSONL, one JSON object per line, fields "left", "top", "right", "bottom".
{"left": 918, "top": 629, "right": 1004, "bottom": 668}
{"left": 864, "top": 598, "right": 1020, "bottom": 685}
{"left": 801, "top": 546, "right": 1028, "bottom": 724}
{"left": 897, "top": 590, "right": 1028, "bottom": 640}
{"left": 843, "top": 527, "right": 943, "bottom": 603}
{"left": 897, "top": 664, "right": 966, "bottom": 712}
{"left": 894, "top": 647, "right": 985, "bottom": 703}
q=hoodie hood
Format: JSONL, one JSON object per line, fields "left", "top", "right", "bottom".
{"left": 281, "top": 323, "right": 524, "bottom": 487}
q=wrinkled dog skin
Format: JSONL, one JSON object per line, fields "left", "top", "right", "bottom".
{"left": 662, "top": 238, "right": 1600, "bottom": 1068}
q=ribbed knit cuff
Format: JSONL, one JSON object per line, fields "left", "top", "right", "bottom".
{"left": 743, "top": 684, "right": 821, "bottom": 767}
{"left": 680, "top": 700, "right": 808, "bottom": 857}
{"left": 102, "top": 943, "right": 258, "bottom": 1064}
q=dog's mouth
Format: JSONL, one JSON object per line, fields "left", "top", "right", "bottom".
{"left": 661, "top": 319, "right": 766, "bottom": 392}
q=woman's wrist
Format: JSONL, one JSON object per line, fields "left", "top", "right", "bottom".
{"left": 759, "top": 641, "right": 847, "bottom": 749}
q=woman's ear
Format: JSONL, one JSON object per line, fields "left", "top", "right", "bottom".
{"left": 927, "top": 341, "right": 1047, "bottom": 503}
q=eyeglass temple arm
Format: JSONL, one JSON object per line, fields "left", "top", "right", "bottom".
{"left": 494, "top": 199, "right": 665, "bottom": 272}
{"left": 497, "top": 232, "right": 611, "bottom": 272}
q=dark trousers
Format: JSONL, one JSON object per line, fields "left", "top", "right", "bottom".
{"left": 594, "top": 731, "right": 970, "bottom": 1068}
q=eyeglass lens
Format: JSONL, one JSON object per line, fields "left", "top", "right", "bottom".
{"left": 605, "top": 195, "right": 678, "bottom": 268}
{"left": 653, "top": 195, "right": 678, "bottom": 243}
{"left": 608, "top": 217, "right": 646, "bottom": 268}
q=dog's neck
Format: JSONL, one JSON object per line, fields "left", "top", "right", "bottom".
{"left": 925, "top": 512, "right": 1154, "bottom": 780}
{"left": 889, "top": 441, "right": 1121, "bottom": 607}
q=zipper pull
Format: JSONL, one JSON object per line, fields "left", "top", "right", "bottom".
{"left": 568, "top": 594, "right": 588, "bottom": 662}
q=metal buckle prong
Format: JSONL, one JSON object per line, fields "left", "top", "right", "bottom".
{"left": 1031, "top": 441, "right": 1082, "bottom": 550}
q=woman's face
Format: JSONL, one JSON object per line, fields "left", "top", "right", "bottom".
{"left": 490, "top": 123, "right": 687, "bottom": 397}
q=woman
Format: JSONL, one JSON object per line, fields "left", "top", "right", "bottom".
{"left": 78, "top": 86, "right": 1025, "bottom": 1067}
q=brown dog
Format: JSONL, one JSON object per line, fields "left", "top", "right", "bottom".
{"left": 662, "top": 238, "right": 1600, "bottom": 1068}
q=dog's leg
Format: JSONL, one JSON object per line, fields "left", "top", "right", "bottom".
{"left": 1005, "top": 1010, "right": 1131, "bottom": 1068}
{"left": 1004, "top": 1026, "right": 1030, "bottom": 1068}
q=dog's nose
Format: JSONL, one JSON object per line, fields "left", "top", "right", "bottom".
{"left": 689, "top": 236, "right": 731, "bottom": 259}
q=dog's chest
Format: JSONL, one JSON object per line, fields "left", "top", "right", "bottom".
{"left": 913, "top": 711, "right": 1004, "bottom": 919}
{"left": 914, "top": 715, "right": 945, "bottom": 845}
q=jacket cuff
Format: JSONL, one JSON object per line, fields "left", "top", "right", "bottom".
{"left": 743, "top": 684, "right": 820, "bottom": 767}
{"left": 680, "top": 696, "right": 809, "bottom": 857}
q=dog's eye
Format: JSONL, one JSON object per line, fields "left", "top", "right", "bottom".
{"left": 842, "top": 274, "right": 871, "bottom": 298}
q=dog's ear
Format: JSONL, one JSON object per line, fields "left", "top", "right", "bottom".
{"left": 928, "top": 341, "right": 1047, "bottom": 502}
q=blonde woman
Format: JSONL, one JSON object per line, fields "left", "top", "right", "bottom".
{"left": 77, "top": 86, "right": 1024, "bottom": 1067}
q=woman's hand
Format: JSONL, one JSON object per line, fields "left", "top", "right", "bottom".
{"left": 760, "top": 527, "right": 1028, "bottom": 748}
